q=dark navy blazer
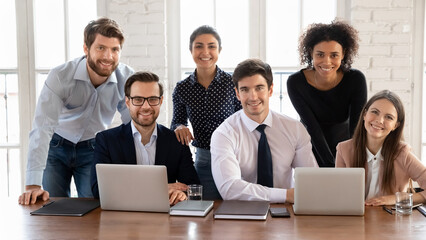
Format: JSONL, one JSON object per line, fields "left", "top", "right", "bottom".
{"left": 91, "top": 122, "right": 200, "bottom": 198}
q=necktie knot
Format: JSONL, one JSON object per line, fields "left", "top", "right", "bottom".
{"left": 256, "top": 124, "right": 267, "bottom": 133}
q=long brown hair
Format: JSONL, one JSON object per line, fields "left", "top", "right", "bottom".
{"left": 351, "top": 90, "right": 405, "bottom": 194}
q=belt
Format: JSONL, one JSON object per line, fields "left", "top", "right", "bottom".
{"left": 52, "top": 133, "right": 95, "bottom": 148}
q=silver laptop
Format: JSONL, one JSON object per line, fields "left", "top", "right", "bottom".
{"left": 96, "top": 164, "right": 170, "bottom": 212}
{"left": 293, "top": 168, "right": 365, "bottom": 216}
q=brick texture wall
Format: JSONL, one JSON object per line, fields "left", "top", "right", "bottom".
{"left": 351, "top": 0, "right": 420, "bottom": 152}
{"left": 105, "top": 0, "right": 169, "bottom": 125}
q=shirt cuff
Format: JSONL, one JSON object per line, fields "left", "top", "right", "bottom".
{"left": 269, "top": 188, "right": 287, "bottom": 203}
{"left": 25, "top": 170, "right": 44, "bottom": 186}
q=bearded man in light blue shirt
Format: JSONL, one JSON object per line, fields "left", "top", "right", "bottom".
{"left": 19, "top": 17, "right": 134, "bottom": 205}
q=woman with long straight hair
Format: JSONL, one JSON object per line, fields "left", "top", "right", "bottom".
{"left": 336, "top": 90, "right": 426, "bottom": 205}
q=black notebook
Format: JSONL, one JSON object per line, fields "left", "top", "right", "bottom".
{"left": 214, "top": 200, "right": 270, "bottom": 220}
{"left": 30, "top": 198, "right": 100, "bottom": 216}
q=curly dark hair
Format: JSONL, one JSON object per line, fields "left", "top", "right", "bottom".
{"left": 298, "top": 20, "right": 359, "bottom": 72}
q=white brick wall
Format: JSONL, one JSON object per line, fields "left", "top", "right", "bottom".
{"left": 351, "top": 0, "right": 418, "bottom": 148}
{"left": 104, "top": 0, "right": 423, "bottom": 155}
{"left": 105, "top": 0, "right": 169, "bottom": 125}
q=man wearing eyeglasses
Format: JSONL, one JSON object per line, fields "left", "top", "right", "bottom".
{"left": 90, "top": 71, "right": 200, "bottom": 205}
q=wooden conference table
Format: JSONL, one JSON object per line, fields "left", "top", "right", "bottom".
{"left": 2, "top": 198, "right": 426, "bottom": 239}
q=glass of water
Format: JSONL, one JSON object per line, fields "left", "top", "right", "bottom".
{"left": 395, "top": 192, "right": 413, "bottom": 215}
{"left": 188, "top": 184, "right": 203, "bottom": 200}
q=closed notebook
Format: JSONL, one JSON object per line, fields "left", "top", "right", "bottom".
{"left": 169, "top": 200, "right": 214, "bottom": 217}
{"left": 30, "top": 198, "right": 100, "bottom": 216}
{"left": 214, "top": 200, "right": 269, "bottom": 220}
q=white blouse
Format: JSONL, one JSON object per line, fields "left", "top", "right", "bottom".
{"left": 365, "top": 148, "right": 383, "bottom": 200}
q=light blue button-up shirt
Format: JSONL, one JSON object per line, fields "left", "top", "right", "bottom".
{"left": 26, "top": 56, "right": 134, "bottom": 185}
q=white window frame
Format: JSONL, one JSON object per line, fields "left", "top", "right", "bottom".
{"left": 11, "top": 0, "right": 97, "bottom": 195}
{"left": 167, "top": 0, "right": 348, "bottom": 117}
{"left": 169, "top": 0, "right": 348, "bottom": 82}
{"left": 414, "top": 0, "right": 424, "bottom": 160}
{"left": 15, "top": 0, "right": 35, "bottom": 194}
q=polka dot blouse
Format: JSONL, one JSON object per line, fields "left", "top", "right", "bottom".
{"left": 171, "top": 67, "right": 242, "bottom": 150}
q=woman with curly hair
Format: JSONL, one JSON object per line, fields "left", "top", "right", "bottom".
{"left": 287, "top": 20, "right": 367, "bottom": 167}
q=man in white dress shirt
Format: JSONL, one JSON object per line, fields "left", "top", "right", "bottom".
{"left": 211, "top": 58, "right": 318, "bottom": 203}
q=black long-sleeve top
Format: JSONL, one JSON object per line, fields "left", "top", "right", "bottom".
{"left": 287, "top": 69, "right": 367, "bottom": 167}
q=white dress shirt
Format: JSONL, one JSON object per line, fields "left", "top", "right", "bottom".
{"left": 211, "top": 110, "right": 318, "bottom": 203}
{"left": 365, "top": 148, "right": 383, "bottom": 200}
{"left": 26, "top": 56, "right": 134, "bottom": 185}
{"left": 131, "top": 121, "right": 157, "bottom": 165}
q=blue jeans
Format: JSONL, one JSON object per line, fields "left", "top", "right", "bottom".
{"left": 195, "top": 148, "right": 222, "bottom": 200}
{"left": 42, "top": 133, "right": 95, "bottom": 197}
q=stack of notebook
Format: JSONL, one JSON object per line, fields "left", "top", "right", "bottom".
{"left": 169, "top": 200, "right": 214, "bottom": 217}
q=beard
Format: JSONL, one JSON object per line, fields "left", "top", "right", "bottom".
{"left": 86, "top": 52, "right": 118, "bottom": 77}
{"left": 131, "top": 109, "right": 158, "bottom": 128}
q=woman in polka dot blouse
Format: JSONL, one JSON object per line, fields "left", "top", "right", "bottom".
{"left": 171, "top": 25, "right": 242, "bottom": 200}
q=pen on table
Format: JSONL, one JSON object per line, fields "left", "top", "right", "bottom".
{"left": 412, "top": 203, "right": 423, "bottom": 209}
{"left": 382, "top": 206, "right": 393, "bottom": 215}
{"left": 42, "top": 201, "right": 54, "bottom": 207}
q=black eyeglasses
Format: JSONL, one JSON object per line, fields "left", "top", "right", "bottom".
{"left": 128, "top": 96, "right": 162, "bottom": 106}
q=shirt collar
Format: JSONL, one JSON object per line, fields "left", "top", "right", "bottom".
{"left": 189, "top": 66, "right": 222, "bottom": 86}
{"left": 189, "top": 71, "right": 197, "bottom": 85}
{"left": 241, "top": 109, "right": 273, "bottom": 132}
{"left": 366, "top": 147, "right": 383, "bottom": 163}
{"left": 131, "top": 121, "right": 158, "bottom": 144}
{"left": 74, "top": 56, "right": 118, "bottom": 84}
